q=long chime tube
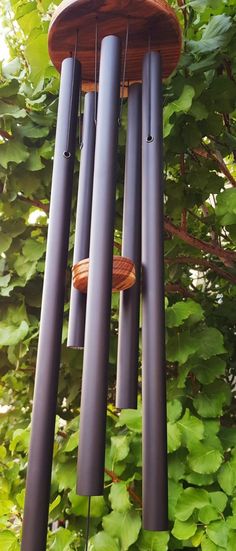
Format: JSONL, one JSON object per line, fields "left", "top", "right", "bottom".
{"left": 67, "top": 92, "right": 96, "bottom": 349}
{"left": 77, "top": 35, "right": 121, "bottom": 496}
{"left": 116, "top": 83, "right": 142, "bottom": 409}
{"left": 142, "top": 52, "right": 168, "bottom": 531}
{"left": 21, "top": 58, "right": 81, "bottom": 551}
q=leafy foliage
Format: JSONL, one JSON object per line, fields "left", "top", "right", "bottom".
{"left": 1, "top": 0, "right": 236, "bottom": 550}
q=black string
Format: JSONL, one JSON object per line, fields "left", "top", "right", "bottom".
{"left": 94, "top": 18, "right": 98, "bottom": 124}
{"left": 64, "top": 29, "right": 79, "bottom": 157}
{"left": 85, "top": 496, "right": 91, "bottom": 551}
{"left": 119, "top": 21, "right": 129, "bottom": 126}
{"left": 78, "top": 93, "right": 83, "bottom": 149}
{"left": 146, "top": 34, "right": 154, "bottom": 143}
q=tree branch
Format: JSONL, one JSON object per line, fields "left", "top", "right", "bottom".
{"left": 164, "top": 217, "right": 236, "bottom": 268}
{"left": 165, "top": 282, "right": 195, "bottom": 298}
{"left": 105, "top": 468, "right": 142, "bottom": 507}
{"left": 193, "top": 147, "right": 236, "bottom": 188}
{"left": 18, "top": 194, "right": 49, "bottom": 214}
{"left": 165, "top": 256, "right": 236, "bottom": 285}
{"left": 0, "top": 129, "right": 13, "bottom": 140}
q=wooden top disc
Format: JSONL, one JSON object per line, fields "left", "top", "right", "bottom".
{"left": 48, "top": 0, "right": 182, "bottom": 88}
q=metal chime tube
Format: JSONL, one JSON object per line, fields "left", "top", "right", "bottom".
{"left": 22, "top": 58, "right": 81, "bottom": 551}
{"left": 116, "top": 83, "right": 142, "bottom": 409}
{"left": 67, "top": 92, "right": 96, "bottom": 348}
{"left": 142, "top": 52, "right": 168, "bottom": 531}
{"left": 77, "top": 36, "right": 121, "bottom": 495}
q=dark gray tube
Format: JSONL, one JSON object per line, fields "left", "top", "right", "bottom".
{"left": 116, "top": 84, "right": 142, "bottom": 409}
{"left": 77, "top": 35, "right": 121, "bottom": 496}
{"left": 21, "top": 58, "right": 81, "bottom": 551}
{"left": 67, "top": 92, "right": 96, "bottom": 349}
{"left": 142, "top": 52, "right": 168, "bottom": 531}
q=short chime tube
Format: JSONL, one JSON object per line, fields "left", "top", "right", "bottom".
{"left": 142, "top": 52, "right": 168, "bottom": 531}
{"left": 67, "top": 92, "right": 96, "bottom": 349}
{"left": 21, "top": 58, "right": 81, "bottom": 551}
{"left": 77, "top": 35, "right": 121, "bottom": 495}
{"left": 116, "top": 83, "right": 142, "bottom": 409}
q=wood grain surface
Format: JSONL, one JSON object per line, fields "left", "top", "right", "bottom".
{"left": 72, "top": 256, "right": 136, "bottom": 293}
{"left": 48, "top": 0, "right": 182, "bottom": 86}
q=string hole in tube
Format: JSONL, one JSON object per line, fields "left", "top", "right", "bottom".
{"left": 63, "top": 151, "right": 72, "bottom": 158}
{"left": 146, "top": 135, "right": 154, "bottom": 143}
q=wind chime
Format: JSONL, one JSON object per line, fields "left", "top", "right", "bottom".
{"left": 21, "top": 1, "right": 181, "bottom": 549}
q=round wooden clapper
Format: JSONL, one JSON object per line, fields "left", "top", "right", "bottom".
{"left": 72, "top": 256, "right": 136, "bottom": 293}
{"left": 48, "top": 0, "right": 182, "bottom": 89}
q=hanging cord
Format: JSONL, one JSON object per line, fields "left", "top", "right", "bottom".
{"left": 78, "top": 92, "right": 83, "bottom": 149}
{"left": 85, "top": 496, "right": 91, "bottom": 551}
{"left": 94, "top": 18, "right": 98, "bottom": 125}
{"left": 146, "top": 33, "right": 154, "bottom": 143}
{"left": 64, "top": 29, "right": 79, "bottom": 158}
{"left": 118, "top": 21, "right": 129, "bottom": 126}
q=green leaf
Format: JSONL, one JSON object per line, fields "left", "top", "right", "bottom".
{"left": 210, "top": 491, "right": 227, "bottom": 512}
{"left": 198, "top": 505, "right": 220, "bottom": 524}
{"left": 25, "top": 149, "right": 45, "bottom": 171}
{"left": 177, "top": 409, "right": 204, "bottom": 449}
{"left": 138, "top": 530, "right": 170, "bottom": 551}
{"left": 10, "top": 427, "right": 30, "bottom": 453}
{"left": 201, "top": 535, "right": 218, "bottom": 551}
{"left": 189, "top": 15, "right": 232, "bottom": 54}
{"left": 116, "top": 409, "right": 142, "bottom": 433}
{"left": 167, "top": 422, "right": 181, "bottom": 453}
{"left": 188, "top": 442, "right": 223, "bottom": 474}
{"left": 167, "top": 400, "right": 182, "bottom": 423}
{"left": 49, "top": 528, "right": 76, "bottom": 551}
{"left": 168, "top": 452, "right": 186, "bottom": 482}
{"left": 196, "top": 328, "right": 226, "bottom": 360}
{"left": 0, "top": 100, "right": 26, "bottom": 119}
{"left": 193, "top": 357, "right": 226, "bottom": 385}
{"left": 206, "top": 521, "right": 228, "bottom": 548}
{"left": 64, "top": 432, "right": 78, "bottom": 453}
{"left": 54, "top": 461, "right": 76, "bottom": 491}
{"left": 216, "top": 188, "right": 236, "bottom": 225}
{"left": 88, "top": 532, "right": 120, "bottom": 551}
{"left": 164, "top": 85, "right": 195, "bottom": 137}
{"left": 68, "top": 492, "right": 106, "bottom": 518}
{"left": 193, "top": 381, "right": 231, "bottom": 418}
{"left": 192, "top": 529, "right": 205, "bottom": 547}
{"left": 165, "top": 299, "right": 203, "bottom": 328}
{"left": 168, "top": 480, "right": 183, "bottom": 521}
{"left": 172, "top": 519, "right": 197, "bottom": 540}
{"left": 25, "top": 33, "right": 50, "bottom": 85}
{"left": 175, "top": 488, "right": 210, "bottom": 521}
{"left": 186, "top": 473, "right": 214, "bottom": 488}
{"left": 167, "top": 332, "right": 197, "bottom": 364}
{"left": 22, "top": 239, "right": 45, "bottom": 261}
{"left": 217, "top": 461, "right": 236, "bottom": 495}
{"left": 0, "top": 234, "right": 12, "bottom": 254}
{"left": 110, "top": 435, "right": 130, "bottom": 463}
{"left": 0, "top": 274, "right": 11, "bottom": 288}
{"left": 103, "top": 510, "right": 141, "bottom": 550}
{"left": 49, "top": 495, "right": 61, "bottom": 514}
{"left": 0, "top": 531, "right": 18, "bottom": 551}
{"left": 0, "top": 79, "right": 19, "bottom": 98}
{"left": 109, "top": 482, "right": 131, "bottom": 513}
{"left": 0, "top": 140, "right": 29, "bottom": 169}
{"left": 0, "top": 320, "right": 29, "bottom": 346}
